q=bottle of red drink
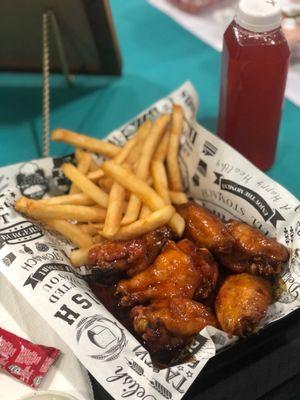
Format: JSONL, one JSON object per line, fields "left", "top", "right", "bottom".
{"left": 217, "top": 0, "right": 290, "bottom": 171}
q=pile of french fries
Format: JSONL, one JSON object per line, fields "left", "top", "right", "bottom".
{"left": 15, "top": 105, "right": 188, "bottom": 268}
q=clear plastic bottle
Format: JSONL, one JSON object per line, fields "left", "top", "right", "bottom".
{"left": 217, "top": 0, "right": 290, "bottom": 171}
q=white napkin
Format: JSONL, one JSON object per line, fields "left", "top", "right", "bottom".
{"left": 0, "top": 274, "right": 95, "bottom": 400}
{"left": 148, "top": 0, "right": 300, "bottom": 107}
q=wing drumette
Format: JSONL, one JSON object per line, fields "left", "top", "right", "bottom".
{"left": 87, "top": 226, "right": 172, "bottom": 283}
{"left": 218, "top": 220, "right": 289, "bottom": 276}
{"left": 215, "top": 273, "right": 271, "bottom": 336}
{"left": 116, "top": 239, "right": 219, "bottom": 306}
{"left": 177, "top": 202, "right": 234, "bottom": 254}
{"left": 132, "top": 298, "right": 217, "bottom": 352}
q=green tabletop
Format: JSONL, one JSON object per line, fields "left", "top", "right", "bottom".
{"left": 0, "top": 0, "right": 299, "bottom": 199}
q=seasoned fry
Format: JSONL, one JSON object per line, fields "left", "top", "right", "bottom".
{"left": 167, "top": 105, "right": 184, "bottom": 191}
{"left": 51, "top": 129, "right": 120, "bottom": 157}
{"left": 151, "top": 160, "right": 170, "bottom": 205}
{"left": 61, "top": 163, "right": 108, "bottom": 208}
{"left": 39, "top": 193, "right": 94, "bottom": 206}
{"left": 16, "top": 197, "right": 106, "bottom": 222}
{"left": 122, "top": 115, "right": 170, "bottom": 225}
{"left": 45, "top": 219, "right": 93, "bottom": 248}
{"left": 70, "top": 150, "right": 91, "bottom": 194}
{"left": 169, "top": 191, "right": 188, "bottom": 205}
{"left": 101, "top": 161, "right": 185, "bottom": 236}
{"left": 103, "top": 182, "right": 126, "bottom": 238}
{"left": 153, "top": 128, "right": 170, "bottom": 161}
{"left": 101, "top": 206, "right": 175, "bottom": 241}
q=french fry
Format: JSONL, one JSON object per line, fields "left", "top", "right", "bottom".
{"left": 98, "top": 176, "right": 114, "bottom": 193}
{"left": 70, "top": 150, "right": 91, "bottom": 194}
{"left": 101, "top": 162, "right": 185, "bottom": 236}
{"left": 92, "top": 234, "right": 104, "bottom": 244}
{"left": 101, "top": 206, "right": 175, "bottom": 241}
{"left": 15, "top": 197, "right": 106, "bottom": 222}
{"left": 151, "top": 160, "right": 170, "bottom": 205}
{"left": 80, "top": 223, "right": 104, "bottom": 235}
{"left": 114, "top": 136, "right": 139, "bottom": 164}
{"left": 167, "top": 105, "right": 184, "bottom": 191}
{"left": 61, "top": 163, "right": 108, "bottom": 208}
{"left": 86, "top": 125, "right": 149, "bottom": 181}
{"left": 122, "top": 115, "right": 170, "bottom": 225}
{"left": 88, "top": 156, "right": 100, "bottom": 172}
{"left": 87, "top": 168, "right": 105, "bottom": 181}
{"left": 153, "top": 128, "right": 170, "bottom": 162}
{"left": 139, "top": 204, "right": 151, "bottom": 219}
{"left": 103, "top": 182, "right": 126, "bottom": 238}
{"left": 45, "top": 219, "right": 93, "bottom": 248}
{"left": 70, "top": 247, "right": 89, "bottom": 267}
{"left": 38, "top": 193, "right": 94, "bottom": 206}
{"left": 51, "top": 129, "right": 120, "bottom": 157}
{"left": 125, "top": 120, "right": 152, "bottom": 166}
{"left": 70, "top": 243, "right": 103, "bottom": 267}
{"left": 169, "top": 191, "right": 188, "bottom": 205}
{"left": 86, "top": 135, "right": 136, "bottom": 182}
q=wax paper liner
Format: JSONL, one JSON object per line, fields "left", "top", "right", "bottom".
{"left": 0, "top": 82, "right": 299, "bottom": 400}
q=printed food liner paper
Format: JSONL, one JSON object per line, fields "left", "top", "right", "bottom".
{"left": 0, "top": 81, "right": 299, "bottom": 400}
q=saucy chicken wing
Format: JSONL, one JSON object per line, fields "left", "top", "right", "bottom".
{"left": 116, "top": 239, "right": 219, "bottom": 306}
{"left": 218, "top": 220, "right": 289, "bottom": 276}
{"left": 215, "top": 273, "right": 271, "bottom": 337}
{"left": 177, "top": 202, "right": 234, "bottom": 254}
{"left": 131, "top": 297, "right": 217, "bottom": 352}
{"left": 87, "top": 226, "right": 172, "bottom": 282}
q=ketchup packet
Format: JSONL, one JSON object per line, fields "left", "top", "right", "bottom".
{"left": 0, "top": 327, "right": 60, "bottom": 388}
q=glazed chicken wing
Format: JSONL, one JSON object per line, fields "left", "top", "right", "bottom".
{"left": 87, "top": 226, "right": 172, "bottom": 283}
{"left": 132, "top": 297, "right": 217, "bottom": 352}
{"left": 177, "top": 202, "right": 234, "bottom": 254}
{"left": 116, "top": 239, "right": 219, "bottom": 306}
{"left": 218, "top": 220, "right": 289, "bottom": 276}
{"left": 215, "top": 273, "right": 271, "bottom": 337}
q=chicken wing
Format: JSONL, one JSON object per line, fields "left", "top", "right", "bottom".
{"left": 218, "top": 220, "right": 289, "bottom": 276}
{"left": 116, "top": 239, "right": 219, "bottom": 306}
{"left": 177, "top": 202, "right": 234, "bottom": 254}
{"left": 131, "top": 298, "right": 217, "bottom": 352}
{"left": 215, "top": 273, "right": 271, "bottom": 337}
{"left": 87, "top": 226, "right": 172, "bottom": 283}
{"left": 176, "top": 239, "right": 219, "bottom": 301}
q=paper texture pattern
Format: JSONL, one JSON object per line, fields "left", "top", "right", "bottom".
{"left": 0, "top": 82, "right": 299, "bottom": 400}
{"left": 148, "top": 0, "right": 300, "bottom": 107}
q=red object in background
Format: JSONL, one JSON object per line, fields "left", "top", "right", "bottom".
{"left": 0, "top": 327, "right": 60, "bottom": 388}
{"left": 169, "top": 0, "right": 221, "bottom": 13}
{"left": 217, "top": 1, "right": 290, "bottom": 171}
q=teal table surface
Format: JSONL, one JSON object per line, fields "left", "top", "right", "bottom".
{"left": 0, "top": 0, "right": 299, "bottom": 199}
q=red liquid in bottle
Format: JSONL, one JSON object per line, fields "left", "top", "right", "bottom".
{"left": 217, "top": 20, "right": 290, "bottom": 170}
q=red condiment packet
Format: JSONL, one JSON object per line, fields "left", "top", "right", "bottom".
{"left": 0, "top": 327, "right": 60, "bottom": 388}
